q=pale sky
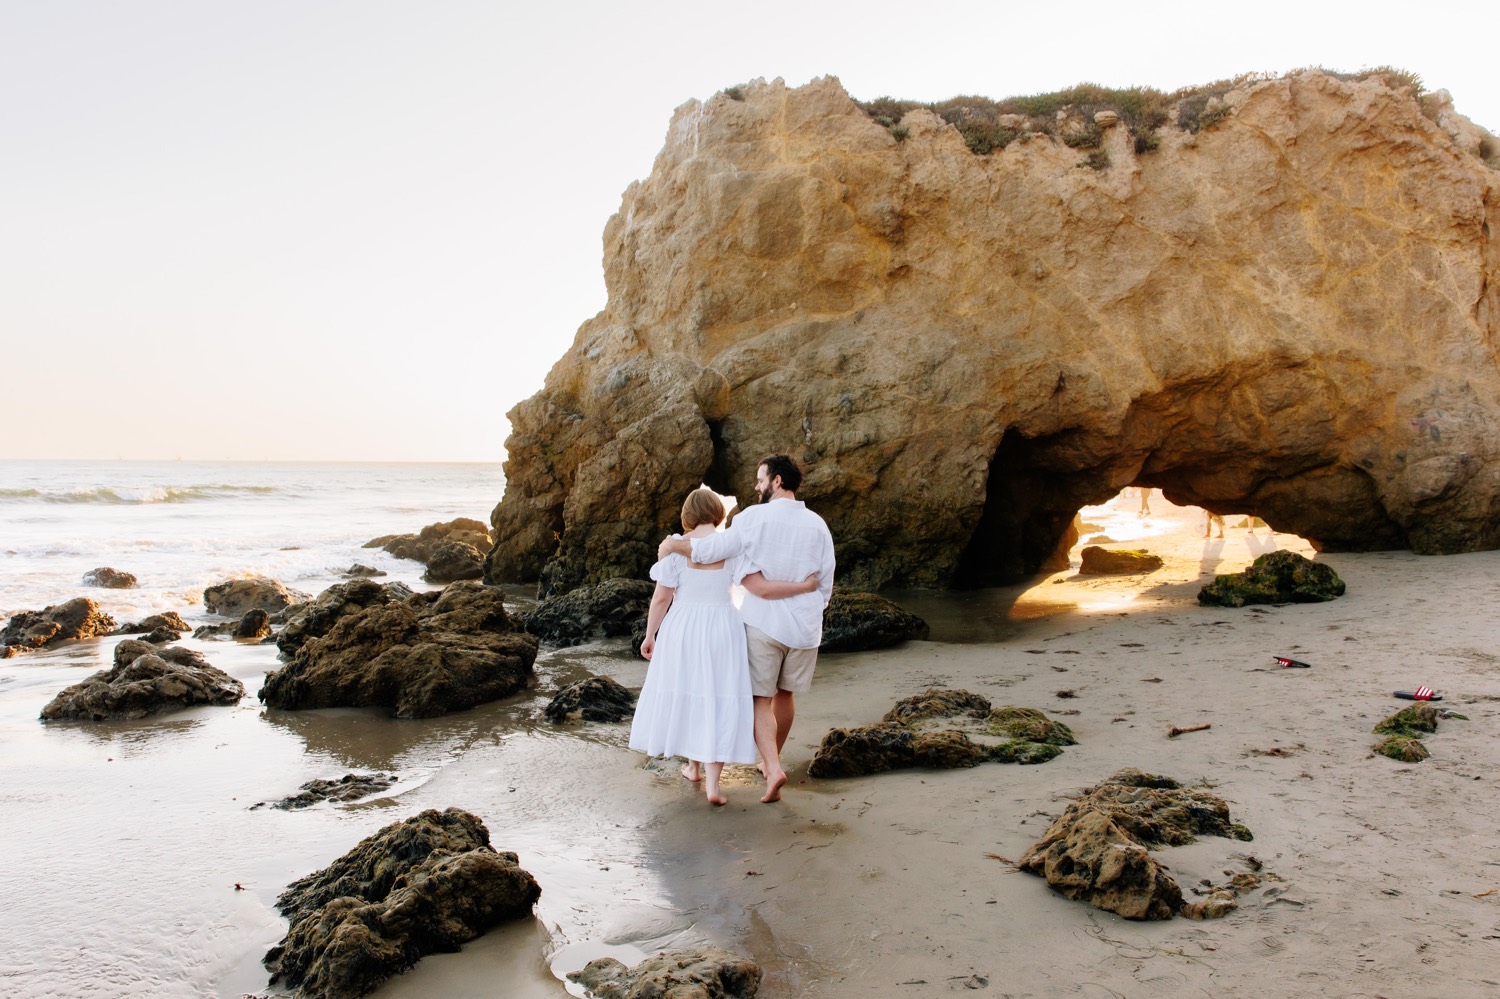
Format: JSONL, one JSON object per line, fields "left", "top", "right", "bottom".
{"left": 2, "top": 1, "right": 1494, "bottom": 462}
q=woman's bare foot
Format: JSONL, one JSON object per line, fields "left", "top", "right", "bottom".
{"left": 680, "top": 761, "right": 702, "bottom": 782}
{"left": 705, "top": 763, "right": 727, "bottom": 804}
{"left": 760, "top": 770, "right": 788, "bottom": 803}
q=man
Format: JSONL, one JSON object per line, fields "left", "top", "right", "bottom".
{"left": 658, "top": 454, "right": 835, "bottom": 802}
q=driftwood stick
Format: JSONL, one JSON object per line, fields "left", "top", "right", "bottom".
{"left": 1167, "top": 723, "right": 1212, "bottom": 738}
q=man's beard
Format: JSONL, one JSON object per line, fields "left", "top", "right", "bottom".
{"left": 755, "top": 483, "right": 773, "bottom": 504}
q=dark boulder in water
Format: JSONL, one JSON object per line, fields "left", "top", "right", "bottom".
{"left": 545, "top": 676, "right": 636, "bottom": 723}
{"left": 423, "top": 542, "right": 486, "bottom": 584}
{"left": 1, "top": 597, "right": 117, "bottom": 655}
{"left": 83, "top": 566, "right": 136, "bottom": 589}
{"left": 265, "top": 807, "right": 540, "bottom": 999}
{"left": 259, "top": 581, "right": 537, "bottom": 719}
{"left": 568, "top": 948, "right": 762, "bottom": 999}
{"left": 1198, "top": 550, "right": 1345, "bottom": 607}
{"left": 525, "top": 577, "right": 654, "bottom": 646}
{"left": 40, "top": 645, "right": 243, "bottom": 721}
{"left": 819, "top": 591, "right": 929, "bottom": 652}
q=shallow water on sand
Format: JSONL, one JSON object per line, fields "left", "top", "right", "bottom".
{"left": 0, "top": 473, "right": 1241, "bottom": 997}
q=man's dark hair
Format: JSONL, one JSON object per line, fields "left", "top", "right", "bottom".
{"left": 758, "top": 453, "right": 803, "bottom": 492}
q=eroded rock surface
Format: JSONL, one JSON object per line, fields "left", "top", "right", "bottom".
{"left": 545, "top": 676, "right": 635, "bottom": 723}
{"left": 259, "top": 581, "right": 538, "bottom": 718}
{"left": 275, "top": 579, "right": 416, "bottom": 658}
{"left": 1018, "top": 768, "right": 1252, "bottom": 920}
{"left": 1078, "top": 547, "right": 1164, "bottom": 575}
{"left": 1198, "top": 550, "right": 1346, "bottom": 607}
{"left": 525, "top": 577, "right": 654, "bottom": 646}
{"left": 1, "top": 598, "right": 117, "bottom": 655}
{"left": 203, "top": 576, "right": 309, "bottom": 617}
{"left": 485, "top": 72, "right": 1500, "bottom": 596}
{"left": 253, "top": 773, "right": 398, "bottom": 810}
{"left": 265, "top": 807, "right": 540, "bottom": 999}
{"left": 366, "top": 518, "right": 492, "bottom": 567}
{"left": 568, "top": 948, "right": 762, "bottom": 999}
{"left": 40, "top": 645, "right": 244, "bottom": 721}
{"left": 423, "top": 542, "right": 485, "bottom": 584}
{"left": 820, "top": 591, "right": 929, "bottom": 651}
{"left": 83, "top": 567, "right": 136, "bottom": 589}
{"left": 808, "top": 688, "right": 1074, "bottom": 778}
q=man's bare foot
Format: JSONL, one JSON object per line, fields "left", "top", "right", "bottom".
{"left": 760, "top": 770, "right": 787, "bottom": 803}
{"left": 680, "top": 762, "right": 702, "bottom": 782}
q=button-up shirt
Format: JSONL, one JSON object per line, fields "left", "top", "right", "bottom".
{"left": 689, "top": 497, "right": 835, "bottom": 649}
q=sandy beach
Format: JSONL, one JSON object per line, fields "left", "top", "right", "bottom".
{"left": 332, "top": 495, "right": 1500, "bottom": 997}
{"left": 7, "top": 489, "right": 1499, "bottom": 998}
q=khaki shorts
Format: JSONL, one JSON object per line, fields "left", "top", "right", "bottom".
{"left": 746, "top": 625, "right": 819, "bottom": 697}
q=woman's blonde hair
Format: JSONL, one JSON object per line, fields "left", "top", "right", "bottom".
{"left": 681, "top": 488, "right": 726, "bottom": 531}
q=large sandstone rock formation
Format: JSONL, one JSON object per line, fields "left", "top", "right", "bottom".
{"left": 486, "top": 71, "right": 1500, "bottom": 595}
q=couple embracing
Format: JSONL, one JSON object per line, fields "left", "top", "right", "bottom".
{"left": 628, "top": 454, "right": 836, "bottom": 805}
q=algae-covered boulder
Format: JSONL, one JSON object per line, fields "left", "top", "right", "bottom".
{"left": 809, "top": 688, "right": 1072, "bottom": 778}
{"left": 989, "top": 706, "right": 1077, "bottom": 745}
{"left": 265, "top": 807, "right": 540, "bottom": 999}
{"left": 1373, "top": 702, "right": 1439, "bottom": 737}
{"left": 1374, "top": 735, "right": 1430, "bottom": 762}
{"left": 1078, "top": 547, "right": 1164, "bottom": 575}
{"left": 820, "top": 591, "right": 929, "bottom": 652}
{"left": 1371, "top": 702, "right": 1442, "bottom": 762}
{"left": 1019, "top": 768, "right": 1253, "bottom": 920}
{"left": 1198, "top": 550, "right": 1345, "bottom": 607}
{"left": 545, "top": 676, "right": 636, "bottom": 723}
{"left": 568, "top": 948, "right": 762, "bottom": 999}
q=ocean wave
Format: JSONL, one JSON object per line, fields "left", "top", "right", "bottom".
{"left": 0, "top": 484, "right": 279, "bottom": 505}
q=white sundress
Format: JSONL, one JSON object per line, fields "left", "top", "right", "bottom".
{"left": 628, "top": 550, "right": 758, "bottom": 765}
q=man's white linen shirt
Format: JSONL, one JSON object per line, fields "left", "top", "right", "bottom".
{"left": 688, "top": 498, "right": 835, "bottom": 650}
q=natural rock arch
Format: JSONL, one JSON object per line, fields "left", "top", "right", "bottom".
{"left": 486, "top": 72, "right": 1500, "bottom": 596}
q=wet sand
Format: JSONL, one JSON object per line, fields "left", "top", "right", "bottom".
{"left": 6, "top": 495, "right": 1500, "bottom": 997}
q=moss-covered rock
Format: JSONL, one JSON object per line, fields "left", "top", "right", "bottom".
{"left": 820, "top": 591, "right": 929, "bottom": 652}
{"left": 989, "top": 706, "right": 1077, "bottom": 745}
{"left": 1197, "top": 550, "right": 1345, "bottom": 607}
{"left": 884, "top": 689, "right": 991, "bottom": 726}
{"left": 1374, "top": 735, "right": 1430, "bottom": 762}
{"left": 1019, "top": 769, "right": 1254, "bottom": 920}
{"left": 809, "top": 688, "right": 1072, "bottom": 778}
{"left": 1373, "top": 702, "right": 1439, "bottom": 737}
{"left": 990, "top": 739, "right": 1064, "bottom": 764}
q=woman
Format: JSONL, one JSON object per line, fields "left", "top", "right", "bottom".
{"left": 629, "top": 488, "right": 817, "bottom": 805}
